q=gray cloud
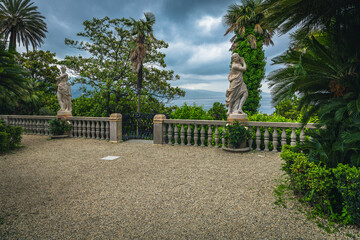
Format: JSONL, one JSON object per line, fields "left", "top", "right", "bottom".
{"left": 31, "top": 0, "right": 289, "bottom": 93}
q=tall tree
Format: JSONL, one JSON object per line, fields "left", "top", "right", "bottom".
{"left": 0, "top": 41, "right": 39, "bottom": 114}
{"left": 128, "top": 12, "right": 158, "bottom": 113}
{"left": 224, "top": 0, "right": 273, "bottom": 114}
{"left": 0, "top": 0, "right": 47, "bottom": 51}
{"left": 64, "top": 16, "right": 184, "bottom": 116}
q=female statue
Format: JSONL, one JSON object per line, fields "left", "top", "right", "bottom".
{"left": 226, "top": 53, "right": 248, "bottom": 115}
{"left": 56, "top": 66, "right": 72, "bottom": 112}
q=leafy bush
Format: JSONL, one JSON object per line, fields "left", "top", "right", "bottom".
{"left": 224, "top": 121, "right": 250, "bottom": 148}
{"left": 0, "top": 120, "right": 22, "bottom": 153}
{"left": 0, "top": 131, "right": 9, "bottom": 152}
{"left": 281, "top": 145, "right": 360, "bottom": 225}
{"left": 48, "top": 119, "right": 72, "bottom": 135}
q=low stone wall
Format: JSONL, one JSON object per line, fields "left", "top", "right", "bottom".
{"left": 153, "top": 114, "right": 317, "bottom": 152}
{"left": 0, "top": 114, "right": 123, "bottom": 143}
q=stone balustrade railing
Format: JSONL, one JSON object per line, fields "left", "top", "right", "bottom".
{"left": 0, "top": 114, "right": 123, "bottom": 142}
{"left": 153, "top": 114, "right": 317, "bottom": 152}
{"left": 1, "top": 115, "right": 55, "bottom": 135}
{"left": 68, "top": 117, "right": 110, "bottom": 140}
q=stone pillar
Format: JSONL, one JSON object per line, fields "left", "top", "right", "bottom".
{"left": 109, "top": 113, "right": 122, "bottom": 143}
{"left": 153, "top": 114, "right": 167, "bottom": 144}
{"left": 227, "top": 113, "right": 248, "bottom": 124}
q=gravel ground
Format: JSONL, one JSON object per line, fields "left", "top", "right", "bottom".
{"left": 1, "top": 135, "right": 359, "bottom": 239}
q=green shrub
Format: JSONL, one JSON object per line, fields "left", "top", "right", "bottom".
{"left": 0, "top": 120, "right": 22, "bottom": 153}
{"left": 0, "top": 131, "right": 9, "bottom": 152}
{"left": 48, "top": 119, "right": 72, "bottom": 135}
{"left": 281, "top": 146, "right": 360, "bottom": 225}
{"left": 333, "top": 164, "right": 360, "bottom": 224}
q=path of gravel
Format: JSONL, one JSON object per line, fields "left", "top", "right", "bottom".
{"left": 1, "top": 135, "right": 359, "bottom": 239}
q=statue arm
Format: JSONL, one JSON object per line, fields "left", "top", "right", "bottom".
{"left": 239, "top": 59, "right": 246, "bottom": 71}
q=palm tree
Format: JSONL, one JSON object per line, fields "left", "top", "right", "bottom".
{"left": 0, "top": 41, "right": 30, "bottom": 112}
{"left": 0, "top": 0, "right": 47, "bottom": 51}
{"left": 224, "top": 0, "right": 273, "bottom": 50}
{"left": 223, "top": 0, "right": 273, "bottom": 114}
{"left": 128, "top": 12, "right": 157, "bottom": 113}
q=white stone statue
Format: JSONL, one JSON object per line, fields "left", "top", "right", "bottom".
{"left": 226, "top": 53, "right": 248, "bottom": 115}
{"left": 56, "top": 66, "right": 72, "bottom": 113}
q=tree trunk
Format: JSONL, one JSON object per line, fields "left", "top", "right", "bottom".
{"left": 9, "top": 30, "right": 16, "bottom": 51}
{"left": 106, "top": 91, "right": 110, "bottom": 116}
{"left": 137, "top": 64, "right": 143, "bottom": 113}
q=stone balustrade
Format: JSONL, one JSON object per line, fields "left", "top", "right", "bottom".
{"left": 1, "top": 115, "right": 55, "bottom": 135}
{"left": 153, "top": 114, "right": 317, "bottom": 151}
{"left": 68, "top": 117, "right": 110, "bottom": 140}
{"left": 0, "top": 114, "right": 123, "bottom": 142}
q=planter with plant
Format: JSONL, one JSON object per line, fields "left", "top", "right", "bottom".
{"left": 49, "top": 119, "right": 72, "bottom": 138}
{"left": 223, "top": 120, "right": 250, "bottom": 152}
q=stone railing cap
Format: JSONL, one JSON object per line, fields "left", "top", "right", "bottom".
{"left": 153, "top": 114, "right": 167, "bottom": 123}
{"left": 109, "top": 113, "right": 122, "bottom": 121}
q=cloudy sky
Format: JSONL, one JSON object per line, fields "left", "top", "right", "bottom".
{"left": 28, "top": 0, "right": 290, "bottom": 93}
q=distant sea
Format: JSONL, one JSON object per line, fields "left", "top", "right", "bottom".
{"left": 166, "top": 89, "right": 274, "bottom": 114}
{"left": 72, "top": 84, "right": 274, "bottom": 114}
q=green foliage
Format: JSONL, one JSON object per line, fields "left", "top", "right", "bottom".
{"left": 0, "top": 0, "right": 47, "bottom": 51}
{"left": 233, "top": 31, "right": 266, "bottom": 114}
{"left": 48, "top": 119, "right": 72, "bottom": 135}
{"left": 0, "top": 42, "right": 33, "bottom": 114}
{"left": 63, "top": 16, "right": 184, "bottom": 116}
{"left": 208, "top": 102, "right": 227, "bottom": 120}
{"left": 0, "top": 120, "right": 22, "bottom": 153}
{"left": 0, "top": 131, "right": 9, "bottom": 152}
{"left": 224, "top": 120, "right": 250, "bottom": 148}
{"left": 281, "top": 146, "right": 360, "bottom": 225}
{"left": 170, "top": 103, "right": 210, "bottom": 120}
{"left": 224, "top": 0, "right": 273, "bottom": 114}
{"left": 275, "top": 95, "right": 301, "bottom": 120}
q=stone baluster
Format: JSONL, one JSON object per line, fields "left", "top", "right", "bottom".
{"left": 35, "top": 119, "right": 39, "bottom": 135}
{"left": 281, "top": 127, "right": 287, "bottom": 147}
{"left": 290, "top": 128, "right": 296, "bottom": 146}
{"left": 215, "top": 126, "right": 219, "bottom": 148}
{"left": 38, "top": 120, "right": 42, "bottom": 135}
{"left": 87, "top": 121, "right": 91, "bottom": 138}
{"left": 162, "top": 124, "right": 167, "bottom": 144}
{"left": 273, "top": 127, "right": 279, "bottom": 152}
{"left": 256, "top": 127, "right": 261, "bottom": 151}
{"left": 264, "top": 127, "right": 270, "bottom": 151}
{"left": 207, "top": 125, "right": 212, "bottom": 147}
{"left": 168, "top": 124, "right": 173, "bottom": 145}
{"left": 91, "top": 121, "right": 96, "bottom": 139}
{"left": 222, "top": 132, "right": 226, "bottom": 149}
{"left": 106, "top": 121, "right": 110, "bottom": 140}
{"left": 30, "top": 119, "right": 33, "bottom": 134}
{"left": 96, "top": 121, "right": 100, "bottom": 140}
{"left": 69, "top": 120, "right": 73, "bottom": 137}
{"left": 248, "top": 126, "right": 253, "bottom": 150}
{"left": 82, "top": 120, "right": 87, "bottom": 138}
{"left": 194, "top": 124, "right": 199, "bottom": 147}
{"left": 78, "top": 120, "right": 82, "bottom": 137}
{"left": 73, "top": 121, "right": 78, "bottom": 137}
{"left": 174, "top": 124, "right": 179, "bottom": 145}
{"left": 23, "top": 119, "right": 27, "bottom": 135}
{"left": 180, "top": 124, "right": 185, "bottom": 145}
{"left": 200, "top": 125, "right": 205, "bottom": 147}
{"left": 101, "top": 121, "right": 105, "bottom": 140}
{"left": 300, "top": 128, "right": 305, "bottom": 143}
{"left": 187, "top": 124, "right": 192, "bottom": 146}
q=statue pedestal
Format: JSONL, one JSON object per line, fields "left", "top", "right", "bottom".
{"left": 57, "top": 111, "right": 72, "bottom": 120}
{"left": 227, "top": 113, "right": 248, "bottom": 124}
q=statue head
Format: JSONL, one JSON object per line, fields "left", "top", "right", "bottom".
{"left": 60, "top": 66, "right": 66, "bottom": 73}
{"left": 231, "top": 53, "right": 241, "bottom": 62}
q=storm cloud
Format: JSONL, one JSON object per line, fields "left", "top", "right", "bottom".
{"left": 29, "top": 0, "right": 290, "bottom": 93}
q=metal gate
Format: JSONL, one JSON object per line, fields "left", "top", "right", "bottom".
{"left": 122, "top": 113, "right": 157, "bottom": 140}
